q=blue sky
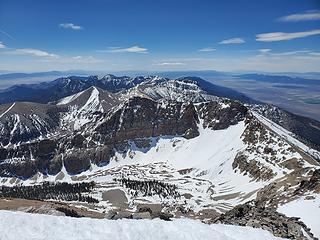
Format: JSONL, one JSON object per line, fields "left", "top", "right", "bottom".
{"left": 0, "top": 0, "right": 320, "bottom": 72}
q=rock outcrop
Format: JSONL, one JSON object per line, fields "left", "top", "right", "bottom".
{"left": 212, "top": 201, "right": 317, "bottom": 240}
{"left": 197, "top": 100, "right": 248, "bottom": 130}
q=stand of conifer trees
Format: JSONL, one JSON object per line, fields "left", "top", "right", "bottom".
{"left": 0, "top": 182, "right": 98, "bottom": 203}
{"left": 115, "top": 178, "right": 180, "bottom": 199}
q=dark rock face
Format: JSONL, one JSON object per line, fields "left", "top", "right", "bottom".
{"left": 242, "top": 114, "right": 268, "bottom": 144}
{"left": 47, "top": 154, "right": 63, "bottom": 175}
{"left": 1, "top": 159, "right": 37, "bottom": 179}
{"left": 197, "top": 100, "right": 248, "bottom": 130}
{"left": 92, "top": 97, "right": 200, "bottom": 143}
{"left": 62, "top": 146, "right": 115, "bottom": 175}
{"left": 212, "top": 201, "right": 316, "bottom": 240}
{"left": 232, "top": 153, "right": 275, "bottom": 181}
{"left": 63, "top": 151, "right": 91, "bottom": 175}
{"left": 0, "top": 139, "right": 60, "bottom": 178}
{"left": 296, "top": 169, "right": 320, "bottom": 194}
{"left": 309, "top": 169, "right": 320, "bottom": 192}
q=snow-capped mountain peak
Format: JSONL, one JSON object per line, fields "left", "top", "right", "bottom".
{"left": 59, "top": 86, "right": 120, "bottom": 130}
{"left": 122, "top": 77, "right": 219, "bottom": 102}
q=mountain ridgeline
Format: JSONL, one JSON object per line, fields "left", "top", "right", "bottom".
{"left": 0, "top": 75, "right": 253, "bottom": 104}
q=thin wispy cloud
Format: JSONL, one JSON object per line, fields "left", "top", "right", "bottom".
{"left": 256, "top": 29, "right": 320, "bottom": 42}
{"left": 72, "top": 56, "right": 83, "bottom": 60}
{"left": 309, "top": 52, "right": 320, "bottom": 56}
{"left": 270, "top": 50, "right": 311, "bottom": 56}
{"left": 0, "top": 42, "right": 6, "bottom": 49}
{"left": 256, "top": 49, "right": 320, "bottom": 58}
{"left": 258, "top": 49, "right": 271, "bottom": 53}
{"left": 219, "top": 38, "right": 245, "bottom": 44}
{"left": 39, "top": 55, "right": 101, "bottom": 64}
{"left": 70, "top": 55, "right": 100, "bottom": 63}
{"left": 11, "top": 48, "right": 59, "bottom": 58}
{"left": 59, "top": 23, "right": 83, "bottom": 30}
{"left": 278, "top": 10, "right": 320, "bottom": 22}
{"left": 105, "top": 46, "right": 148, "bottom": 53}
{"left": 198, "top": 47, "right": 216, "bottom": 52}
{"left": 0, "top": 29, "right": 15, "bottom": 40}
{"left": 156, "top": 62, "right": 186, "bottom": 66}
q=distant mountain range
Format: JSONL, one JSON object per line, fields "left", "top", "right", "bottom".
{"left": 2, "top": 70, "right": 319, "bottom": 81}
{"left": 0, "top": 74, "right": 254, "bottom": 104}
{"left": 0, "top": 70, "right": 93, "bottom": 80}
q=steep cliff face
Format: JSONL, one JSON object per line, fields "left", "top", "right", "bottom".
{"left": 91, "top": 97, "right": 200, "bottom": 142}
{"left": 196, "top": 100, "right": 248, "bottom": 130}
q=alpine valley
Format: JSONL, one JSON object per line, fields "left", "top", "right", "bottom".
{"left": 0, "top": 74, "right": 319, "bottom": 239}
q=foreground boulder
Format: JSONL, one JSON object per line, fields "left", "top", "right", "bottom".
{"left": 132, "top": 212, "right": 152, "bottom": 220}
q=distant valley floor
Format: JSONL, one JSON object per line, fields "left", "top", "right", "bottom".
{"left": 207, "top": 76, "right": 320, "bottom": 121}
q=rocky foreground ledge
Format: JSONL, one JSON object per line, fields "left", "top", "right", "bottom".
{"left": 212, "top": 201, "right": 317, "bottom": 240}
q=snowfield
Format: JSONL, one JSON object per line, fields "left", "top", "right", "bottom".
{"left": 0, "top": 210, "right": 285, "bottom": 240}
